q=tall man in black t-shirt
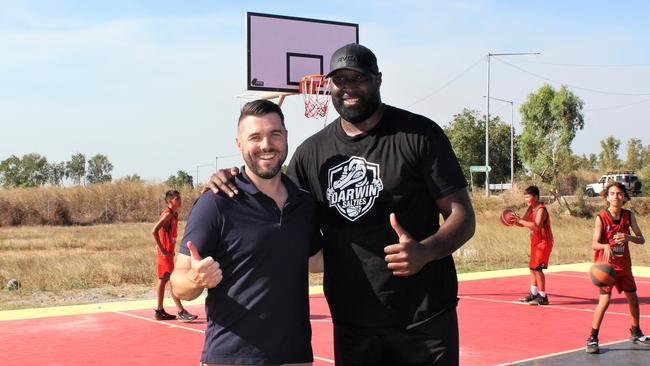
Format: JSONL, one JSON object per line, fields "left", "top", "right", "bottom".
{"left": 209, "top": 44, "right": 475, "bottom": 365}
{"left": 172, "top": 100, "right": 322, "bottom": 365}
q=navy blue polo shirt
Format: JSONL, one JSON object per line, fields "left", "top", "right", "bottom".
{"left": 179, "top": 168, "right": 322, "bottom": 365}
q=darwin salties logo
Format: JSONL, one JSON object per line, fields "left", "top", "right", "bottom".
{"left": 326, "top": 157, "right": 383, "bottom": 222}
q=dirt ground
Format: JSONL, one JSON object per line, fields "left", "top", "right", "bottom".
{"left": 1, "top": 274, "right": 325, "bottom": 311}
{"left": 0, "top": 284, "right": 156, "bottom": 311}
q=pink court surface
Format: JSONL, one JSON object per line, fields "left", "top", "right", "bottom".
{"left": 1, "top": 263, "right": 649, "bottom": 365}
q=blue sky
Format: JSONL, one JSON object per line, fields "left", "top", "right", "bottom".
{"left": 2, "top": 1, "right": 649, "bottom": 183}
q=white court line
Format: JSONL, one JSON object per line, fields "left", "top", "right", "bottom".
{"left": 495, "top": 338, "right": 630, "bottom": 365}
{"left": 314, "top": 356, "right": 335, "bottom": 363}
{"left": 458, "top": 295, "right": 650, "bottom": 318}
{"left": 115, "top": 310, "right": 336, "bottom": 363}
{"left": 114, "top": 310, "right": 206, "bottom": 333}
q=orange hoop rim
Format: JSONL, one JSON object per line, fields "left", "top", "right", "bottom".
{"left": 298, "top": 74, "right": 330, "bottom": 94}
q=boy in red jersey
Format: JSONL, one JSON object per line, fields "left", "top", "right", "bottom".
{"left": 513, "top": 185, "right": 553, "bottom": 305}
{"left": 151, "top": 190, "right": 197, "bottom": 322}
{"left": 586, "top": 182, "right": 648, "bottom": 354}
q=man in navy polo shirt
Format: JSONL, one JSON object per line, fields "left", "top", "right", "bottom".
{"left": 171, "top": 100, "right": 322, "bottom": 366}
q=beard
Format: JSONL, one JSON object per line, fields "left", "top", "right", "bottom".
{"left": 332, "top": 88, "right": 382, "bottom": 124}
{"left": 243, "top": 148, "right": 287, "bottom": 180}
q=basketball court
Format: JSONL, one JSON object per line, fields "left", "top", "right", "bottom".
{"left": 2, "top": 263, "right": 649, "bottom": 365}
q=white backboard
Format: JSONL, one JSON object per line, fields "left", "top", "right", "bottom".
{"left": 247, "top": 12, "right": 359, "bottom": 93}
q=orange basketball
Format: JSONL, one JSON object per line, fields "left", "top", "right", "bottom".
{"left": 501, "top": 208, "right": 517, "bottom": 226}
{"left": 589, "top": 263, "right": 616, "bottom": 287}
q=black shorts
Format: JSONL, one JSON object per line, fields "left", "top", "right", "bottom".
{"left": 333, "top": 308, "right": 459, "bottom": 366}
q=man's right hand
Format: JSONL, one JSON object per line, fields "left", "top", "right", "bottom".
{"left": 187, "top": 241, "right": 222, "bottom": 288}
{"left": 207, "top": 167, "right": 241, "bottom": 197}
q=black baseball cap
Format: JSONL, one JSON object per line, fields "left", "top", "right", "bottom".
{"left": 327, "top": 43, "right": 379, "bottom": 77}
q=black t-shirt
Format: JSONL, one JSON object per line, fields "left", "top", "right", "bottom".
{"left": 180, "top": 170, "right": 322, "bottom": 364}
{"left": 287, "top": 104, "right": 467, "bottom": 330}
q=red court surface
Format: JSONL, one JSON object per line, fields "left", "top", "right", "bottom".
{"left": 458, "top": 270, "right": 650, "bottom": 365}
{"left": 1, "top": 266, "right": 649, "bottom": 365}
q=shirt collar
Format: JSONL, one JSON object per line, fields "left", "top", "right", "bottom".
{"left": 236, "top": 166, "right": 301, "bottom": 200}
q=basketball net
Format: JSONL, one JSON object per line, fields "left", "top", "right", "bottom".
{"left": 299, "top": 74, "right": 331, "bottom": 125}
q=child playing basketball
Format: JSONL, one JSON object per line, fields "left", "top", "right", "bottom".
{"left": 586, "top": 182, "right": 648, "bottom": 354}
{"left": 151, "top": 190, "right": 197, "bottom": 322}
{"left": 513, "top": 185, "right": 553, "bottom": 305}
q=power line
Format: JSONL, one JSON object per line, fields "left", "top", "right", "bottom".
{"left": 407, "top": 57, "right": 484, "bottom": 108}
{"left": 493, "top": 57, "right": 650, "bottom": 96}
{"left": 584, "top": 97, "right": 650, "bottom": 111}
{"left": 503, "top": 60, "right": 650, "bottom": 68}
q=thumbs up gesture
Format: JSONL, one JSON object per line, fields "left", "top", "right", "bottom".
{"left": 187, "top": 241, "right": 222, "bottom": 288}
{"left": 384, "top": 213, "right": 428, "bottom": 276}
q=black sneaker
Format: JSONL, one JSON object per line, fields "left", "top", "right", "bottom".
{"left": 519, "top": 292, "right": 537, "bottom": 303}
{"left": 630, "top": 328, "right": 650, "bottom": 346}
{"left": 586, "top": 336, "right": 600, "bottom": 354}
{"left": 154, "top": 309, "right": 177, "bottom": 320}
{"left": 529, "top": 294, "right": 549, "bottom": 306}
{"left": 178, "top": 309, "right": 198, "bottom": 323}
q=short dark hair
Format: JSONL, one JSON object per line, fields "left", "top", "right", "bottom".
{"left": 238, "top": 99, "right": 285, "bottom": 127}
{"left": 524, "top": 185, "right": 540, "bottom": 197}
{"left": 601, "top": 182, "right": 630, "bottom": 203}
{"left": 165, "top": 190, "right": 180, "bottom": 203}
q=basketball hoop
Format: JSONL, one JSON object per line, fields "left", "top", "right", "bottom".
{"left": 299, "top": 74, "right": 331, "bottom": 120}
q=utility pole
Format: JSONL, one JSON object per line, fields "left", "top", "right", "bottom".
{"left": 485, "top": 52, "right": 540, "bottom": 196}
{"left": 195, "top": 163, "right": 213, "bottom": 187}
{"left": 484, "top": 95, "right": 515, "bottom": 187}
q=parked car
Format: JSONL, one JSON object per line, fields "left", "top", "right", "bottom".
{"left": 585, "top": 171, "right": 642, "bottom": 197}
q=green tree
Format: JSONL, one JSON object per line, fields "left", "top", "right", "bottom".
{"left": 48, "top": 161, "right": 66, "bottom": 186}
{"left": 519, "top": 84, "right": 584, "bottom": 200}
{"left": 121, "top": 174, "right": 142, "bottom": 183}
{"left": 588, "top": 153, "right": 599, "bottom": 171}
{"left": 574, "top": 153, "right": 599, "bottom": 171}
{"left": 0, "top": 153, "right": 49, "bottom": 187}
{"left": 166, "top": 170, "right": 193, "bottom": 189}
{"left": 598, "top": 135, "right": 621, "bottom": 171}
{"left": 86, "top": 154, "right": 113, "bottom": 184}
{"left": 444, "top": 109, "right": 519, "bottom": 188}
{"left": 0, "top": 155, "right": 23, "bottom": 188}
{"left": 66, "top": 153, "right": 86, "bottom": 185}
{"left": 574, "top": 154, "right": 591, "bottom": 171}
{"left": 21, "top": 153, "right": 49, "bottom": 187}
{"left": 642, "top": 145, "right": 650, "bottom": 169}
{"left": 625, "top": 138, "right": 643, "bottom": 171}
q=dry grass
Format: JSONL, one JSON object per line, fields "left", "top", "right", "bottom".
{"left": 0, "top": 222, "right": 159, "bottom": 310}
{"left": 0, "top": 182, "right": 199, "bottom": 226}
{"left": 1, "top": 201, "right": 650, "bottom": 310}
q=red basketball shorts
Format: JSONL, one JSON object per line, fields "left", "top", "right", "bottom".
{"left": 529, "top": 240, "right": 552, "bottom": 270}
{"left": 157, "top": 254, "right": 175, "bottom": 280}
{"left": 601, "top": 270, "right": 637, "bottom": 294}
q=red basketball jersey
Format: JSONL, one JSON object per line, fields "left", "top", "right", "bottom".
{"left": 157, "top": 207, "right": 178, "bottom": 253}
{"left": 595, "top": 209, "right": 632, "bottom": 273}
{"left": 524, "top": 203, "right": 553, "bottom": 246}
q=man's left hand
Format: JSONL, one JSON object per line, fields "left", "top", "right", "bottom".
{"left": 384, "top": 213, "right": 429, "bottom": 276}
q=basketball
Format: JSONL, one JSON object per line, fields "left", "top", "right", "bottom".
{"left": 501, "top": 208, "right": 517, "bottom": 226}
{"left": 589, "top": 263, "right": 616, "bottom": 287}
